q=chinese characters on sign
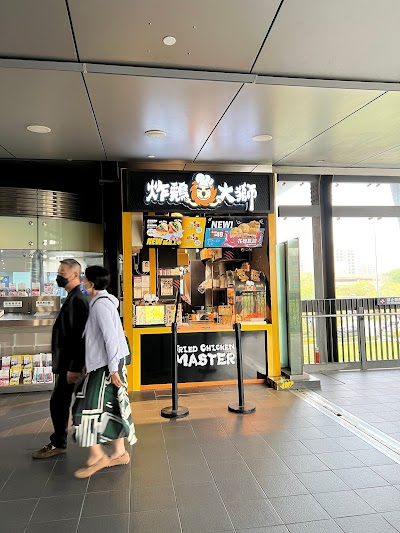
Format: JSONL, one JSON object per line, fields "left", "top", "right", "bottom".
{"left": 144, "top": 173, "right": 258, "bottom": 212}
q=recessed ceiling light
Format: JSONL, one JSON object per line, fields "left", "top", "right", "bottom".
{"left": 145, "top": 130, "right": 167, "bottom": 138}
{"left": 67, "top": 158, "right": 72, "bottom": 162}
{"left": 252, "top": 134, "right": 272, "bottom": 142}
{"left": 163, "top": 36, "right": 176, "bottom": 46}
{"left": 27, "top": 125, "right": 51, "bottom": 134}
{"left": 148, "top": 155, "right": 156, "bottom": 158}
{"left": 316, "top": 160, "right": 325, "bottom": 163}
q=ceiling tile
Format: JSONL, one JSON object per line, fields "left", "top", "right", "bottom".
{"left": 0, "top": 68, "right": 105, "bottom": 160}
{"left": 0, "top": 145, "right": 14, "bottom": 158}
{"left": 69, "top": 0, "right": 281, "bottom": 71}
{"left": 0, "top": 0, "right": 77, "bottom": 60}
{"left": 277, "top": 92, "right": 400, "bottom": 167}
{"left": 253, "top": 0, "right": 400, "bottom": 82}
{"left": 196, "top": 84, "right": 382, "bottom": 163}
{"left": 353, "top": 145, "right": 400, "bottom": 168}
{"left": 85, "top": 73, "right": 241, "bottom": 160}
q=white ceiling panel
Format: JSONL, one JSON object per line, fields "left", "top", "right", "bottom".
{"left": 196, "top": 84, "right": 382, "bottom": 164}
{"left": 84, "top": 73, "right": 241, "bottom": 160}
{"left": 277, "top": 92, "right": 400, "bottom": 167}
{"left": 253, "top": 0, "right": 400, "bottom": 82}
{"left": 0, "top": 145, "right": 13, "bottom": 158}
{"left": 69, "top": 0, "right": 281, "bottom": 71}
{"left": 0, "top": 0, "right": 77, "bottom": 60}
{"left": 353, "top": 145, "right": 400, "bottom": 168}
{"left": 0, "top": 68, "right": 105, "bottom": 160}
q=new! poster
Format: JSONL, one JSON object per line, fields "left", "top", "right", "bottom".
{"left": 204, "top": 217, "right": 266, "bottom": 248}
{"left": 144, "top": 216, "right": 206, "bottom": 247}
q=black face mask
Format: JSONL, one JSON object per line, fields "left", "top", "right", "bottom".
{"left": 56, "top": 275, "right": 70, "bottom": 288}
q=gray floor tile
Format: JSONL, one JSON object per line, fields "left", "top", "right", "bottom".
{"left": 335, "top": 513, "right": 398, "bottom": 533}
{"left": 179, "top": 502, "right": 233, "bottom": 533}
{"left": 314, "top": 490, "right": 376, "bottom": 518}
{"left": 245, "top": 457, "right": 292, "bottom": 477}
{"left": 316, "top": 452, "right": 364, "bottom": 470}
{"left": 130, "top": 508, "right": 182, "bottom": 533}
{"left": 216, "top": 476, "right": 266, "bottom": 502}
{"left": 352, "top": 449, "right": 396, "bottom": 467}
{"left": 171, "top": 463, "right": 213, "bottom": 484}
{"left": 236, "top": 527, "right": 289, "bottom": 533}
{"left": 287, "top": 520, "right": 343, "bottom": 533}
{"left": 333, "top": 467, "right": 389, "bottom": 489}
{"left": 207, "top": 460, "right": 252, "bottom": 480}
{"left": 175, "top": 481, "right": 221, "bottom": 507}
{"left": 82, "top": 489, "right": 130, "bottom": 518}
{"left": 296, "top": 471, "right": 349, "bottom": 493}
{"left": 268, "top": 441, "right": 313, "bottom": 457}
{"left": 235, "top": 443, "right": 277, "bottom": 459}
{"left": 282, "top": 455, "right": 329, "bottom": 474}
{"left": 320, "top": 425, "right": 353, "bottom": 438}
{"left": 31, "top": 493, "right": 83, "bottom": 522}
{"left": 131, "top": 465, "right": 173, "bottom": 487}
{"left": 225, "top": 499, "right": 283, "bottom": 529}
{"left": 269, "top": 494, "right": 329, "bottom": 524}
{"left": 0, "top": 498, "right": 38, "bottom": 525}
{"left": 201, "top": 443, "right": 243, "bottom": 461}
{"left": 382, "top": 511, "right": 400, "bottom": 530}
{"left": 289, "top": 428, "right": 327, "bottom": 440}
{"left": 257, "top": 474, "right": 309, "bottom": 498}
{"left": 333, "top": 437, "right": 371, "bottom": 451}
{"left": 355, "top": 485, "right": 400, "bottom": 512}
{"left": 0, "top": 525, "right": 27, "bottom": 533}
{"left": 302, "top": 438, "right": 345, "bottom": 454}
{"left": 371, "top": 464, "right": 400, "bottom": 483}
{"left": 26, "top": 520, "right": 78, "bottom": 533}
{"left": 87, "top": 468, "right": 130, "bottom": 493}
{"left": 78, "top": 514, "right": 129, "bottom": 533}
{"left": 131, "top": 484, "right": 176, "bottom": 512}
{"left": 0, "top": 463, "right": 54, "bottom": 499}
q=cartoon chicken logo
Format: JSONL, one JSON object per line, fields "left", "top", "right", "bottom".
{"left": 186, "top": 173, "right": 222, "bottom": 208}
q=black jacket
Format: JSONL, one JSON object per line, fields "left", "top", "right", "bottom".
{"left": 51, "top": 286, "right": 89, "bottom": 374}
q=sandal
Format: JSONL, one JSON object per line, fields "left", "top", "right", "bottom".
{"left": 108, "top": 451, "right": 130, "bottom": 467}
{"left": 74, "top": 454, "right": 111, "bottom": 478}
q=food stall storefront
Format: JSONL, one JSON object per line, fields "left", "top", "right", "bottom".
{"left": 121, "top": 170, "right": 281, "bottom": 391}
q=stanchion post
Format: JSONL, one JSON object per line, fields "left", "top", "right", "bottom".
{"left": 161, "top": 290, "right": 189, "bottom": 419}
{"left": 228, "top": 322, "right": 256, "bottom": 414}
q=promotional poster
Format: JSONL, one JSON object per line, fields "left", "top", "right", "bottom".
{"left": 204, "top": 217, "right": 266, "bottom": 248}
{"left": 145, "top": 216, "right": 206, "bottom": 247}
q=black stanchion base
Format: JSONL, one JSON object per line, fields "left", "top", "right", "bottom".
{"left": 160, "top": 406, "right": 190, "bottom": 419}
{"left": 228, "top": 402, "right": 256, "bottom": 414}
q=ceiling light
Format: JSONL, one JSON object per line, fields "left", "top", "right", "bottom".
{"left": 163, "top": 36, "right": 176, "bottom": 46}
{"left": 27, "top": 125, "right": 51, "bottom": 134}
{"left": 252, "top": 134, "right": 272, "bottom": 142}
{"left": 147, "top": 155, "right": 156, "bottom": 158}
{"left": 316, "top": 160, "right": 325, "bottom": 163}
{"left": 145, "top": 130, "right": 167, "bottom": 138}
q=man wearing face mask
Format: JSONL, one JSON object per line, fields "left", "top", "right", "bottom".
{"left": 32, "top": 258, "right": 89, "bottom": 459}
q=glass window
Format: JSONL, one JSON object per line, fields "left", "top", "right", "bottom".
{"left": 276, "top": 181, "right": 311, "bottom": 206}
{"left": 333, "top": 217, "right": 400, "bottom": 298}
{"left": 332, "top": 182, "right": 400, "bottom": 206}
{"left": 277, "top": 217, "right": 315, "bottom": 299}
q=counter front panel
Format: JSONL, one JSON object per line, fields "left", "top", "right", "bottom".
{"left": 140, "top": 328, "right": 267, "bottom": 385}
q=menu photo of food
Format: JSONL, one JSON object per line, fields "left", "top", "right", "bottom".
{"left": 145, "top": 217, "right": 184, "bottom": 246}
{"left": 180, "top": 217, "right": 206, "bottom": 248}
{"left": 204, "top": 217, "right": 266, "bottom": 248}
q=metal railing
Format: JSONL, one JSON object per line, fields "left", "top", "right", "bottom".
{"left": 302, "top": 298, "right": 400, "bottom": 368}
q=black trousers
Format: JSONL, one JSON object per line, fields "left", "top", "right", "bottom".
{"left": 50, "top": 373, "right": 75, "bottom": 449}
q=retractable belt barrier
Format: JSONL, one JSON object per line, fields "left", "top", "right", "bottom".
{"left": 228, "top": 322, "right": 256, "bottom": 414}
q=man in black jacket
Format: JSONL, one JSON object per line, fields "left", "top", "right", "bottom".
{"left": 32, "top": 259, "right": 89, "bottom": 459}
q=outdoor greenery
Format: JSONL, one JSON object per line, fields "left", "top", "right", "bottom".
{"left": 301, "top": 268, "right": 400, "bottom": 300}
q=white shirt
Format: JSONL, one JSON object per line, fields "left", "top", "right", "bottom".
{"left": 84, "top": 291, "right": 129, "bottom": 373}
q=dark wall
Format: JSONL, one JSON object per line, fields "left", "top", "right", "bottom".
{"left": 0, "top": 159, "right": 123, "bottom": 296}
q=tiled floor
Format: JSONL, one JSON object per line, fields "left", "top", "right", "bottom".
{"left": 0, "top": 373, "right": 400, "bottom": 532}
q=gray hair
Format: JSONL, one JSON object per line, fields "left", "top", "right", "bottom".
{"left": 60, "top": 258, "right": 82, "bottom": 273}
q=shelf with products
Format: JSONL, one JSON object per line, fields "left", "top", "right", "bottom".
{"left": 0, "top": 352, "right": 54, "bottom": 393}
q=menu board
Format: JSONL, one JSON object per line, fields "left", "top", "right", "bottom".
{"left": 204, "top": 217, "right": 265, "bottom": 248}
{"left": 180, "top": 217, "right": 206, "bottom": 248}
{"left": 135, "top": 305, "right": 165, "bottom": 326}
{"left": 144, "top": 216, "right": 206, "bottom": 248}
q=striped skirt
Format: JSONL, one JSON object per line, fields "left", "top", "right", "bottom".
{"left": 72, "top": 359, "right": 137, "bottom": 448}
